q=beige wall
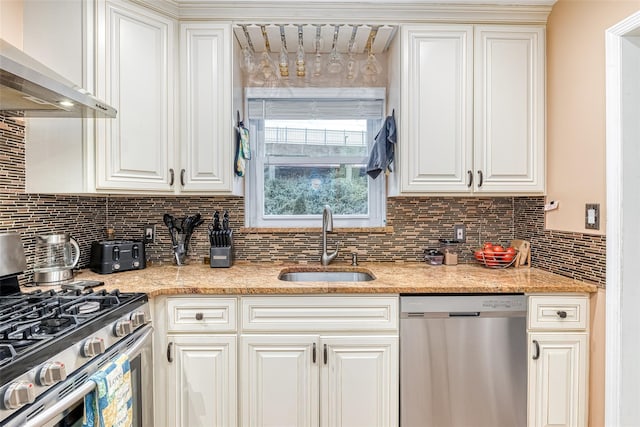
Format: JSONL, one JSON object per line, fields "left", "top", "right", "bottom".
{"left": 0, "top": 0, "right": 23, "bottom": 48}
{"left": 546, "top": 0, "right": 640, "bottom": 234}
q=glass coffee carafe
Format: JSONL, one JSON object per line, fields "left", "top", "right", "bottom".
{"left": 33, "top": 233, "right": 80, "bottom": 284}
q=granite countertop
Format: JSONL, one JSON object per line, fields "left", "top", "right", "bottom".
{"left": 67, "top": 262, "right": 598, "bottom": 296}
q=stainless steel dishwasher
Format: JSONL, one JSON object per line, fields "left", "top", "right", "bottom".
{"left": 400, "top": 294, "right": 527, "bottom": 427}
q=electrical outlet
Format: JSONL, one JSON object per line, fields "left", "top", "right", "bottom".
{"left": 454, "top": 224, "right": 466, "bottom": 242}
{"left": 585, "top": 203, "right": 600, "bottom": 230}
{"left": 144, "top": 225, "right": 156, "bottom": 244}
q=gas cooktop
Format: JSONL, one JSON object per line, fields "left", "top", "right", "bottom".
{"left": 0, "top": 288, "right": 147, "bottom": 380}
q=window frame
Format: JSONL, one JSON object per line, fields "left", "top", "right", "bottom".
{"left": 245, "top": 87, "right": 387, "bottom": 228}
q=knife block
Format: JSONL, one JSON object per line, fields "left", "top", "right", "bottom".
{"left": 210, "top": 245, "right": 233, "bottom": 268}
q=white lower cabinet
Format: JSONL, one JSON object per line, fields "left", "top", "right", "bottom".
{"left": 241, "top": 335, "right": 319, "bottom": 427}
{"left": 527, "top": 295, "right": 589, "bottom": 427}
{"left": 240, "top": 334, "right": 398, "bottom": 427}
{"left": 240, "top": 295, "right": 399, "bottom": 427}
{"left": 156, "top": 295, "right": 399, "bottom": 427}
{"left": 167, "top": 335, "right": 237, "bottom": 427}
{"left": 320, "top": 336, "right": 398, "bottom": 427}
{"left": 156, "top": 296, "right": 238, "bottom": 427}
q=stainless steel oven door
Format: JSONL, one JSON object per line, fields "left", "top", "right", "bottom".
{"left": 6, "top": 324, "right": 154, "bottom": 427}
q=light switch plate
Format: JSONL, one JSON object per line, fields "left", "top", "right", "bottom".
{"left": 585, "top": 203, "right": 600, "bottom": 230}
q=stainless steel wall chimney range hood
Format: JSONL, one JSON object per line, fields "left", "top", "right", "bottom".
{"left": 0, "top": 39, "right": 116, "bottom": 118}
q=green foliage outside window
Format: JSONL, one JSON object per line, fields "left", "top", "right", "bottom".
{"left": 263, "top": 166, "right": 368, "bottom": 216}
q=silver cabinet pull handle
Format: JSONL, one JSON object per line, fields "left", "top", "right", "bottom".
{"left": 180, "top": 169, "right": 186, "bottom": 186}
{"left": 477, "top": 170, "right": 484, "bottom": 187}
{"left": 169, "top": 168, "right": 175, "bottom": 186}
{"left": 195, "top": 312, "right": 204, "bottom": 321}
{"left": 167, "top": 342, "right": 173, "bottom": 363}
{"left": 467, "top": 170, "right": 473, "bottom": 187}
{"left": 557, "top": 310, "right": 568, "bottom": 319}
{"left": 532, "top": 340, "right": 540, "bottom": 360}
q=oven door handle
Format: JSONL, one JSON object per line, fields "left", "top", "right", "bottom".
{"left": 24, "top": 326, "right": 153, "bottom": 427}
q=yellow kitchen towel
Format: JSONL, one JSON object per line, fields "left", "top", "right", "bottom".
{"left": 82, "top": 353, "right": 133, "bottom": 427}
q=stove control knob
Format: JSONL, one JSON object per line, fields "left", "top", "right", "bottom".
{"left": 114, "top": 319, "right": 134, "bottom": 337}
{"left": 113, "top": 263, "right": 121, "bottom": 270}
{"left": 4, "top": 381, "right": 35, "bottom": 409}
{"left": 82, "top": 337, "right": 105, "bottom": 357}
{"left": 38, "top": 361, "right": 68, "bottom": 386}
{"left": 130, "top": 311, "right": 147, "bottom": 327}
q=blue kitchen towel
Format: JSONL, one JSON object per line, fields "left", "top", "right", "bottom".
{"left": 366, "top": 111, "right": 397, "bottom": 179}
{"left": 83, "top": 354, "right": 133, "bottom": 427}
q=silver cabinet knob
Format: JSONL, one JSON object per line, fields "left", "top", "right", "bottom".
{"left": 82, "top": 337, "right": 105, "bottom": 357}
{"left": 114, "top": 319, "right": 134, "bottom": 337}
{"left": 4, "top": 381, "right": 35, "bottom": 409}
{"left": 130, "top": 311, "right": 147, "bottom": 327}
{"left": 38, "top": 361, "right": 67, "bottom": 386}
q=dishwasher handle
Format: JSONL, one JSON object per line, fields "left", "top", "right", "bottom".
{"left": 449, "top": 312, "right": 481, "bottom": 317}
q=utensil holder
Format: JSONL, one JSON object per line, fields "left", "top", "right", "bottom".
{"left": 210, "top": 246, "right": 233, "bottom": 268}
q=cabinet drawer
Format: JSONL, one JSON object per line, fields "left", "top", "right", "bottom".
{"left": 528, "top": 296, "right": 588, "bottom": 331}
{"left": 167, "top": 297, "right": 237, "bottom": 332}
{"left": 241, "top": 296, "right": 398, "bottom": 332}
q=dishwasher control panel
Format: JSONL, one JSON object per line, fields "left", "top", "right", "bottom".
{"left": 400, "top": 294, "right": 527, "bottom": 316}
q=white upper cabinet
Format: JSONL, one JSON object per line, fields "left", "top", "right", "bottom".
{"left": 95, "top": 0, "right": 176, "bottom": 192}
{"left": 394, "top": 24, "right": 545, "bottom": 195}
{"left": 399, "top": 25, "right": 474, "bottom": 193}
{"left": 23, "top": 0, "right": 94, "bottom": 194}
{"left": 179, "top": 23, "right": 236, "bottom": 193}
{"left": 24, "top": 1, "right": 241, "bottom": 195}
{"left": 474, "top": 26, "right": 545, "bottom": 193}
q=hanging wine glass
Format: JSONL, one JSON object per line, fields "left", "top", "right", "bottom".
{"left": 361, "top": 26, "right": 381, "bottom": 84}
{"left": 295, "top": 25, "right": 306, "bottom": 78}
{"left": 278, "top": 25, "right": 290, "bottom": 79}
{"left": 239, "top": 25, "right": 257, "bottom": 76}
{"left": 259, "top": 25, "right": 279, "bottom": 87}
{"left": 345, "top": 26, "right": 359, "bottom": 83}
{"left": 326, "top": 25, "right": 344, "bottom": 74}
{"left": 312, "top": 25, "right": 323, "bottom": 78}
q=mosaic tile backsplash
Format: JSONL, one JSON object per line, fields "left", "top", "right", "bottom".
{"left": 1, "top": 113, "right": 605, "bottom": 286}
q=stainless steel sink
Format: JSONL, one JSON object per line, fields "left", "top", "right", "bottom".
{"left": 278, "top": 270, "right": 375, "bottom": 282}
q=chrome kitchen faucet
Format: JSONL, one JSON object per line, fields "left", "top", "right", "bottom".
{"left": 321, "top": 205, "right": 340, "bottom": 265}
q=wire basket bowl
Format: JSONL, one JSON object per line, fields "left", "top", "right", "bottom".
{"left": 473, "top": 249, "right": 519, "bottom": 269}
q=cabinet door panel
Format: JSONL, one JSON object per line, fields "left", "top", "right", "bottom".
{"left": 321, "top": 336, "right": 398, "bottom": 427}
{"left": 400, "top": 25, "right": 473, "bottom": 193}
{"left": 167, "top": 335, "right": 237, "bottom": 427}
{"left": 241, "top": 335, "right": 319, "bottom": 427}
{"left": 96, "top": 0, "right": 174, "bottom": 191}
{"left": 180, "top": 23, "right": 233, "bottom": 192}
{"left": 474, "top": 26, "right": 545, "bottom": 192}
{"left": 528, "top": 333, "right": 588, "bottom": 427}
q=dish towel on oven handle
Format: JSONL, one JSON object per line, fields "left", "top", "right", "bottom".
{"left": 82, "top": 353, "right": 133, "bottom": 427}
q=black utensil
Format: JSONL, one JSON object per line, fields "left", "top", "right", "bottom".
{"left": 222, "top": 211, "right": 230, "bottom": 247}
{"left": 213, "top": 211, "right": 221, "bottom": 247}
{"left": 163, "top": 213, "right": 181, "bottom": 264}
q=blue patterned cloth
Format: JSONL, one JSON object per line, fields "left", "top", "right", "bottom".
{"left": 83, "top": 354, "right": 133, "bottom": 427}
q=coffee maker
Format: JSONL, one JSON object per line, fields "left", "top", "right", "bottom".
{"left": 33, "top": 233, "right": 80, "bottom": 284}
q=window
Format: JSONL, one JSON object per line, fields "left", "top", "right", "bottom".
{"left": 246, "top": 88, "right": 386, "bottom": 228}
